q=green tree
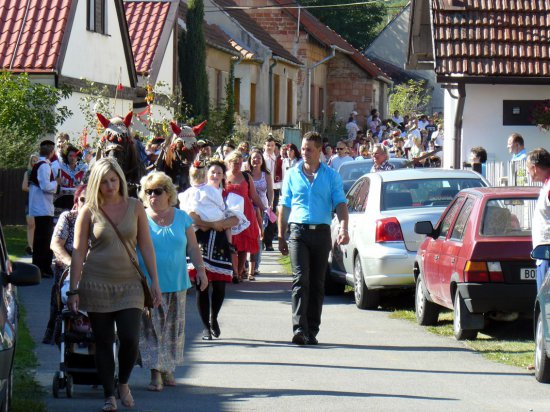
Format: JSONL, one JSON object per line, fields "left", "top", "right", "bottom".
{"left": 180, "top": 0, "right": 209, "bottom": 119}
{"left": 389, "top": 80, "right": 432, "bottom": 118}
{"left": 0, "top": 72, "right": 72, "bottom": 168}
{"left": 299, "top": 0, "right": 387, "bottom": 50}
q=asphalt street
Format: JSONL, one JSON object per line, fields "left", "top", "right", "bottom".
{"left": 18, "top": 251, "right": 550, "bottom": 412}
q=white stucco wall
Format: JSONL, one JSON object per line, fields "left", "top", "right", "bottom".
{"left": 61, "top": 2, "right": 132, "bottom": 87}
{"left": 154, "top": 34, "right": 175, "bottom": 90}
{"left": 442, "top": 84, "right": 550, "bottom": 168}
{"left": 57, "top": 92, "right": 133, "bottom": 145}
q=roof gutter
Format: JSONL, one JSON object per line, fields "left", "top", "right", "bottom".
{"left": 307, "top": 45, "right": 351, "bottom": 122}
{"left": 452, "top": 83, "right": 466, "bottom": 169}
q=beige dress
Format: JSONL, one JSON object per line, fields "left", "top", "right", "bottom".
{"left": 79, "top": 198, "right": 144, "bottom": 313}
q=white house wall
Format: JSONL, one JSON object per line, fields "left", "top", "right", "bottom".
{"left": 154, "top": 34, "right": 175, "bottom": 91}
{"left": 462, "top": 84, "right": 550, "bottom": 164}
{"left": 61, "top": 2, "right": 132, "bottom": 87}
{"left": 57, "top": 92, "right": 133, "bottom": 144}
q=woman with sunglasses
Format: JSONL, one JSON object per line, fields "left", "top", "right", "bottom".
{"left": 137, "top": 171, "right": 208, "bottom": 391}
{"left": 41, "top": 184, "right": 87, "bottom": 345}
{"left": 69, "top": 158, "right": 162, "bottom": 412}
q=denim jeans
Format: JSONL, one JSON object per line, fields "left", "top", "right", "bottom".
{"left": 288, "top": 224, "right": 331, "bottom": 337}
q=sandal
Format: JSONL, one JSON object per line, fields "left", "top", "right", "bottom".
{"left": 118, "top": 383, "right": 135, "bottom": 407}
{"left": 102, "top": 396, "right": 118, "bottom": 412}
{"left": 147, "top": 371, "right": 164, "bottom": 392}
{"left": 247, "top": 275, "right": 256, "bottom": 281}
{"left": 161, "top": 371, "right": 177, "bottom": 387}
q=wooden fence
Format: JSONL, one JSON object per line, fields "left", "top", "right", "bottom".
{"left": 0, "top": 168, "right": 27, "bottom": 225}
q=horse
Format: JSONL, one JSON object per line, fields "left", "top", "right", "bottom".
{"left": 159, "top": 120, "right": 206, "bottom": 192}
{"left": 96, "top": 111, "right": 145, "bottom": 196}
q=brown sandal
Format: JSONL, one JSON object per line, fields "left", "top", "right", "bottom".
{"left": 161, "top": 371, "right": 177, "bottom": 386}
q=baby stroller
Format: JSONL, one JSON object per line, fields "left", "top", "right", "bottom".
{"left": 52, "top": 271, "right": 118, "bottom": 398}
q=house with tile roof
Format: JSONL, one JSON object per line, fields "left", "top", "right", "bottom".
{"left": 364, "top": 4, "right": 444, "bottom": 115}
{"left": 0, "top": 0, "right": 139, "bottom": 141}
{"left": 178, "top": 1, "right": 240, "bottom": 111}
{"left": 124, "top": 0, "right": 179, "bottom": 129}
{"left": 407, "top": 0, "right": 550, "bottom": 167}
{"left": 224, "top": 0, "right": 392, "bottom": 130}
{"left": 199, "top": 0, "right": 302, "bottom": 126}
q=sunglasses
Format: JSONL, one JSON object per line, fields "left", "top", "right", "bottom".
{"left": 336, "top": 147, "right": 346, "bottom": 151}
{"left": 78, "top": 197, "right": 86, "bottom": 202}
{"left": 145, "top": 188, "right": 165, "bottom": 196}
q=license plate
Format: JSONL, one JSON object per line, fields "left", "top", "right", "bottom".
{"left": 520, "top": 268, "right": 536, "bottom": 280}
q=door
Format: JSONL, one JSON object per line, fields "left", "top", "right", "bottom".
{"left": 438, "top": 197, "right": 475, "bottom": 307}
{"left": 423, "top": 197, "right": 464, "bottom": 304}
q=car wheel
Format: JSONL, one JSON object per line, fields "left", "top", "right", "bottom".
{"left": 535, "top": 312, "right": 550, "bottom": 383}
{"left": 354, "top": 255, "right": 380, "bottom": 310}
{"left": 453, "top": 291, "right": 478, "bottom": 340}
{"left": 415, "top": 274, "right": 440, "bottom": 326}
{"left": 324, "top": 263, "right": 345, "bottom": 295}
{"left": 66, "top": 374, "right": 74, "bottom": 398}
{"left": 52, "top": 371, "right": 61, "bottom": 398}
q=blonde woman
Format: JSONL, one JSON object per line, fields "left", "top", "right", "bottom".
{"left": 69, "top": 158, "right": 161, "bottom": 412}
{"left": 137, "top": 171, "right": 208, "bottom": 391}
{"left": 22, "top": 153, "right": 39, "bottom": 255}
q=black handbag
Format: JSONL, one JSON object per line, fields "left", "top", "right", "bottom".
{"left": 99, "top": 207, "right": 154, "bottom": 309}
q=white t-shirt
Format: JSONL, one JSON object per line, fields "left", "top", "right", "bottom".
{"left": 330, "top": 155, "right": 354, "bottom": 171}
{"left": 533, "top": 179, "right": 550, "bottom": 250}
{"left": 346, "top": 121, "right": 360, "bottom": 140}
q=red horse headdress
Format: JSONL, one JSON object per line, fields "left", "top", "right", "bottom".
{"left": 97, "top": 111, "right": 133, "bottom": 144}
{"left": 170, "top": 120, "right": 207, "bottom": 149}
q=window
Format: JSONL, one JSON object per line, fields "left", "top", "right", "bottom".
{"left": 481, "top": 198, "right": 536, "bottom": 237}
{"left": 346, "top": 178, "right": 369, "bottom": 213}
{"left": 450, "top": 198, "right": 475, "bottom": 241}
{"left": 249, "top": 83, "right": 256, "bottom": 123}
{"left": 87, "top": 0, "right": 106, "bottom": 34}
{"left": 438, "top": 197, "right": 464, "bottom": 239}
{"left": 286, "top": 79, "right": 293, "bottom": 124}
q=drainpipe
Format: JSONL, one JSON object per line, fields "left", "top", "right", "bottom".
{"left": 307, "top": 45, "right": 352, "bottom": 123}
{"left": 452, "top": 83, "right": 466, "bottom": 169}
{"left": 269, "top": 60, "right": 278, "bottom": 125}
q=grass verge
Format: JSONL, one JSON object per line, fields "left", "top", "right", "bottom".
{"left": 389, "top": 309, "right": 535, "bottom": 369}
{"left": 5, "top": 225, "right": 47, "bottom": 411}
{"left": 278, "top": 255, "right": 291, "bottom": 274}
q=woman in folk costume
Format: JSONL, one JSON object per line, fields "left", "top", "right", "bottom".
{"left": 164, "top": 120, "right": 207, "bottom": 192}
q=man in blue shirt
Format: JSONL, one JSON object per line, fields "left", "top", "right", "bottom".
{"left": 508, "top": 133, "right": 527, "bottom": 161}
{"left": 278, "top": 132, "right": 349, "bottom": 345}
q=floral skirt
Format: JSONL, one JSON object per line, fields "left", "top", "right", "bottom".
{"left": 139, "top": 290, "right": 187, "bottom": 373}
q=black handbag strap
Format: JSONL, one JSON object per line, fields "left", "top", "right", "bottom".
{"left": 99, "top": 206, "right": 147, "bottom": 281}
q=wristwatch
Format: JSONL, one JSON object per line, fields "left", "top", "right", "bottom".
{"left": 65, "top": 289, "right": 79, "bottom": 297}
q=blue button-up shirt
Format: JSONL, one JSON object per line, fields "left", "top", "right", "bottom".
{"left": 280, "top": 161, "right": 347, "bottom": 225}
{"left": 511, "top": 148, "right": 527, "bottom": 162}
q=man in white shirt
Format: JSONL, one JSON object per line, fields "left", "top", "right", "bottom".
{"left": 391, "top": 110, "right": 404, "bottom": 126}
{"left": 346, "top": 117, "right": 360, "bottom": 141}
{"left": 527, "top": 148, "right": 550, "bottom": 291}
{"left": 330, "top": 141, "right": 354, "bottom": 171}
{"left": 29, "top": 140, "right": 58, "bottom": 278}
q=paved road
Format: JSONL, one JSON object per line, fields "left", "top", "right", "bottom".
{"left": 18, "top": 251, "right": 550, "bottom": 411}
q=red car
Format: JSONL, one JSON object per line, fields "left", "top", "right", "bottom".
{"left": 414, "top": 187, "right": 539, "bottom": 340}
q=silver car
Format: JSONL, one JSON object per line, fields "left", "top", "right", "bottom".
{"left": 326, "top": 168, "right": 488, "bottom": 309}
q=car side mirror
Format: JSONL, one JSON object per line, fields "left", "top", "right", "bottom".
{"left": 415, "top": 221, "right": 435, "bottom": 237}
{"left": 3, "top": 262, "right": 41, "bottom": 287}
{"left": 532, "top": 244, "right": 550, "bottom": 261}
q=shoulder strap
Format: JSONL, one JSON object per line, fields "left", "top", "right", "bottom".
{"left": 99, "top": 206, "right": 146, "bottom": 280}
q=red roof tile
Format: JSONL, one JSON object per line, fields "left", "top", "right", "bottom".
{"left": 270, "top": 0, "right": 389, "bottom": 80}
{"left": 124, "top": 1, "right": 171, "bottom": 75}
{"left": 214, "top": 0, "right": 302, "bottom": 65}
{"left": 0, "top": 0, "right": 72, "bottom": 72}
{"left": 432, "top": 0, "right": 550, "bottom": 78}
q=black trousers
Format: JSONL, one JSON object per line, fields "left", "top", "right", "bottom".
{"left": 196, "top": 281, "right": 226, "bottom": 330}
{"left": 263, "top": 189, "right": 280, "bottom": 247}
{"left": 88, "top": 309, "right": 142, "bottom": 398}
{"left": 32, "top": 216, "right": 54, "bottom": 276}
{"left": 288, "top": 224, "right": 331, "bottom": 337}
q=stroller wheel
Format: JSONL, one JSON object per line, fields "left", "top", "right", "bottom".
{"left": 66, "top": 375, "right": 74, "bottom": 398}
{"left": 52, "top": 372, "right": 61, "bottom": 398}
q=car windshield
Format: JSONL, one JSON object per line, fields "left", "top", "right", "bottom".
{"left": 381, "top": 178, "right": 484, "bottom": 210}
{"left": 480, "top": 198, "right": 536, "bottom": 237}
